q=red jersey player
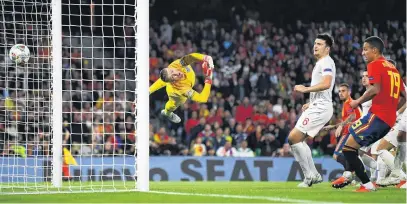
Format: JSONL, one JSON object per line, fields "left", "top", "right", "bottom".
{"left": 323, "top": 83, "right": 361, "bottom": 187}
{"left": 337, "top": 36, "right": 405, "bottom": 192}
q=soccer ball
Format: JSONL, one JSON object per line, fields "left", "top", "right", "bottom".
{"left": 9, "top": 44, "right": 30, "bottom": 64}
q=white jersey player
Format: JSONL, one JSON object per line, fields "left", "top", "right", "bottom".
{"left": 395, "top": 108, "right": 407, "bottom": 188}
{"left": 376, "top": 83, "right": 407, "bottom": 187}
{"left": 289, "top": 33, "right": 335, "bottom": 187}
{"left": 356, "top": 71, "right": 380, "bottom": 182}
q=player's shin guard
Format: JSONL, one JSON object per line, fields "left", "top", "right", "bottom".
{"left": 343, "top": 150, "right": 370, "bottom": 185}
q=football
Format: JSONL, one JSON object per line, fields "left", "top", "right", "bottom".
{"left": 9, "top": 44, "right": 30, "bottom": 64}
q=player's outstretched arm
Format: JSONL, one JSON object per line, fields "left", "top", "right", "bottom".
{"left": 186, "top": 62, "right": 213, "bottom": 103}
{"left": 149, "top": 78, "right": 167, "bottom": 95}
{"left": 180, "top": 53, "right": 214, "bottom": 68}
{"left": 188, "top": 84, "right": 211, "bottom": 103}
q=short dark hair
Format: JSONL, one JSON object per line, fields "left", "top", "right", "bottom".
{"left": 159, "top": 68, "right": 170, "bottom": 82}
{"left": 364, "top": 36, "right": 384, "bottom": 54}
{"left": 316, "top": 33, "right": 334, "bottom": 47}
{"left": 339, "top": 83, "right": 350, "bottom": 89}
{"left": 387, "top": 59, "right": 396, "bottom": 66}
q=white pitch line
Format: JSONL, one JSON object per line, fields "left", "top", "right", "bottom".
{"left": 148, "top": 190, "right": 342, "bottom": 204}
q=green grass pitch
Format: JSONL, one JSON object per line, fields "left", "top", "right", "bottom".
{"left": 0, "top": 182, "right": 405, "bottom": 203}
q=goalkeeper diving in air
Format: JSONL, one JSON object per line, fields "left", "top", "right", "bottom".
{"left": 149, "top": 53, "right": 214, "bottom": 123}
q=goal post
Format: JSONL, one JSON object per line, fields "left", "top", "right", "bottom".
{"left": 0, "top": 0, "right": 149, "bottom": 194}
{"left": 51, "top": 0, "right": 63, "bottom": 188}
{"left": 135, "top": 0, "right": 150, "bottom": 192}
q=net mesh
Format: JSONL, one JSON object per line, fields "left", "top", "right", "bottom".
{"left": 0, "top": 0, "right": 138, "bottom": 193}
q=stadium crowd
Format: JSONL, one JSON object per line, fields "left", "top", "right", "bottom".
{"left": 0, "top": 3, "right": 405, "bottom": 158}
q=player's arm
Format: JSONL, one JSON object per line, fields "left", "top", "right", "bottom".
{"left": 355, "top": 64, "right": 381, "bottom": 104}
{"left": 302, "top": 66, "right": 333, "bottom": 93}
{"left": 323, "top": 113, "right": 356, "bottom": 130}
{"left": 187, "top": 84, "right": 212, "bottom": 103}
{"left": 149, "top": 78, "right": 167, "bottom": 94}
{"left": 185, "top": 62, "right": 213, "bottom": 103}
{"left": 304, "top": 75, "right": 333, "bottom": 92}
{"left": 357, "top": 83, "right": 380, "bottom": 104}
{"left": 180, "top": 53, "right": 214, "bottom": 68}
{"left": 338, "top": 113, "right": 356, "bottom": 127}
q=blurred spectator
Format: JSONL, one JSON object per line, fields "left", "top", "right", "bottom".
{"left": 190, "top": 137, "right": 206, "bottom": 156}
{"left": 259, "top": 133, "right": 280, "bottom": 156}
{"left": 235, "top": 97, "right": 253, "bottom": 123}
{"left": 232, "top": 124, "right": 247, "bottom": 147}
{"left": 216, "top": 141, "right": 237, "bottom": 157}
{"left": 274, "top": 143, "right": 293, "bottom": 157}
{"left": 237, "top": 141, "right": 255, "bottom": 157}
{"left": 246, "top": 125, "right": 262, "bottom": 154}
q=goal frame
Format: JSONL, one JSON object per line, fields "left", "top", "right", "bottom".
{"left": 48, "top": 0, "right": 150, "bottom": 192}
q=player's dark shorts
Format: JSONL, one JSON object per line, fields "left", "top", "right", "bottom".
{"left": 335, "top": 112, "right": 391, "bottom": 154}
{"left": 349, "top": 112, "right": 391, "bottom": 147}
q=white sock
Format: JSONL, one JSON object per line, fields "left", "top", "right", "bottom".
{"left": 343, "top": 171, "right": 353, "bottom": 180}
{"left": 370, "top": 167, "right": 377, "bottom": 181}
{"left": 303, "top": 141, "right": 319, "bottom": 175}
{"left": 291, "top": 142, "right": 312, "bottom": 178}
{"left": 378, "top": 150, "right": 395, "bottom": 171}
{"left": 377, "top": 157, "right": 388, "bottom": 180}
{"left": 360, "top": 154, "right": 377, "bottom": 170}
{"left": 363, "top": 181, "right": 375, "bottom": 189}
{"left": 395, "top": 142, "right": 406, "bottom": 170}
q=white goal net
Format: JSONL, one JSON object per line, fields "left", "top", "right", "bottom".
{"left": 0, "top": 0, "right": 149, "bottom": 194}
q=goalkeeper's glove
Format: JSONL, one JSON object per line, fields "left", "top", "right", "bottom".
{"left": 203, "top": 55, "right": 214, "bottom": 69}
{"left": 202, "top": 61, "right": 213, "bottom": 85}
